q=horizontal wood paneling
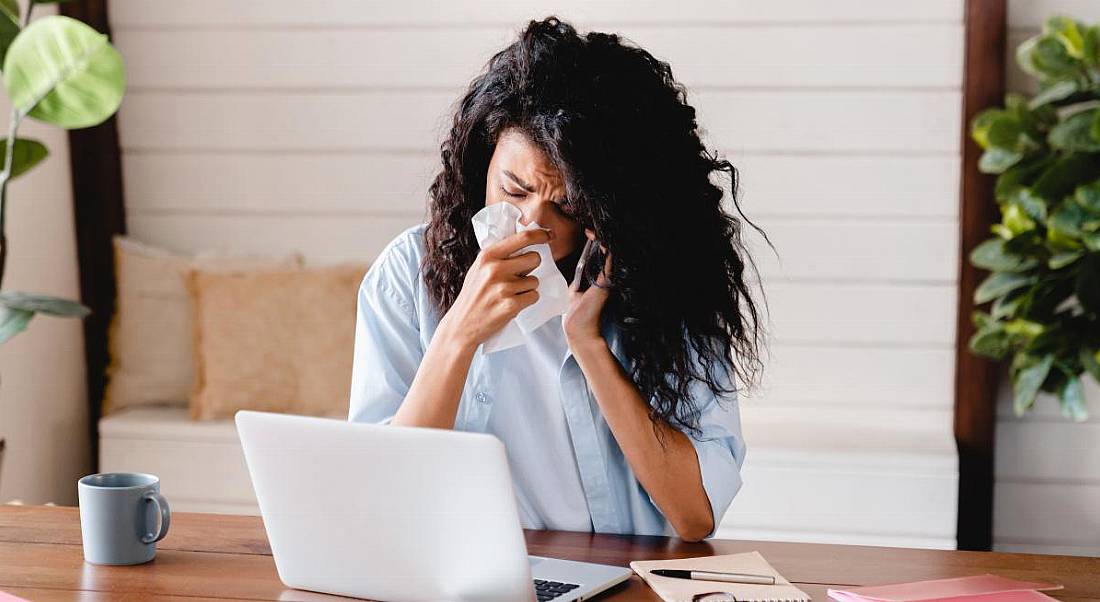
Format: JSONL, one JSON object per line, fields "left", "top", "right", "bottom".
{"left": 110, "top": 0, "right": 964, "bottom": 28}
{"left": 122, "top": 152, "right": 961, "bottom": 219}
{"left": 742, "top": 405, "right": 955, "bottom": 439}
{"left": 723, "top": 463, "right": 957, "bottom": 543}
{"left": 747, "top": 220, "right": 957, "bottom": 282}
{"left": 114, "top": 25, "right": 963, "bottom": 91}
{"left": 123, "top": 152, "right": 438, "bottom": 215}
{"left": 764, "top": 281, "right": 956, "bottom": 347}
{"left": 756, "top": 345, "right": 955, "bottom": 409}
{"left": 737, "top": 154, "right": 961, "bottom": 218}
{"left": 116, "top": 90, "right": 962, "bottom": 154}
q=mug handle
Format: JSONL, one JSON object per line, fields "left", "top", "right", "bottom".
{"left": 142, "top": 492, "right": 171, "bottom": 544}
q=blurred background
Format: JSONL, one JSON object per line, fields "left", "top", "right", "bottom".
{"left": 0, "top": 0, "right": 1097, "bottom": 556}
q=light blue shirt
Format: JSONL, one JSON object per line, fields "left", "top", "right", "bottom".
{"left": 348, "top": 223, "right": 746, "bottom": 538}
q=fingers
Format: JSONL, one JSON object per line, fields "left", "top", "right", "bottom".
{"left": 485, "top": 228, "right": 552, "bottom": 259}
{"left": 511, "top": 288, "right": 540, "bottom": 310}
{"left": 498, "top": 250, "right": 541, "bottom": 276}
{"left": 507, "top": 274, "right": 539, "bottom": 294}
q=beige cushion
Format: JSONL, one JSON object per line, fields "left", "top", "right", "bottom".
{"left": 186, "top": 263, "right": 369, "bottom": 421}
{"left": 103, "top": 236, "right": 302, "bottom": 415}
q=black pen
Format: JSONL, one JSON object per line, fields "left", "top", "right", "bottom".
{"left": 650, "top": 569, "right": 777, "bottom": 585}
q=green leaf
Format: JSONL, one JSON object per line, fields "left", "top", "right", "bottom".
{"left": 995, "top": 156, "right": 1056, "bottom": 204}
{"left": 1018, "top": 35, "right": 1080, "bottom": 80}
{"left": 970, "top": 325, "right": 1012, "bottom": 359}
{"left": 1004, "top": 318, "right": 1045, "bottom": 338}
{"left": 1075, "top": 254, "right": 1100, "bottom": 312}
{"left": 0, "top": 0, "right": 18, "bottom": 70}
{"left": 987, "top": 113, "right": 1024, "bottom": 149}
{"left": 1085, "top": 25, "right": 1100, "bottom": 67}
{"left": 1031, "top": 153, "right": 1100, "bottom": 204}
{"left": 975, "top": 271, "right": 1038, "bottom": 304}
{"left": 3, "top": 15, "right": 125, "bottom": 129}
{"left": 971, "top": 109, "right": 999, "bottom": 149}
{"left": 979, "top": 147, "right": 1024, "bottom": 174}
{"left": 1016, "top": 189, "right": 1050, "bottom": 222}
{"left": 970, "top": 238, "right": 1039, "bottom": 272}
{"left": 0, "top": 291, "right": 89, "bottom": 317}
{"left": 1049, "top": 251, "right": 1084, "bottom": 269}
{"left": 0, "top": 137, "right": 47, "bottom": 179}
{"left": 1030, "top": 79, "right": 1079, "bottom": 108}
{"left": 1049, "top": 198, "right": 1089, "bottom": 241}
{"left": 1020, "top": 273, "right": 1076, "bottom": 320}
{"left": 1059, "top": 374, "right": 1088, "bottom": 421}
{"left": 1076, "top": 177, "right": 1100, "bottom": 214}
{"left": 1049, "top": 110, "right": 1100, "bottom": 151}
{"left": 992, "top": 289, "right": 1029, "bottom": 319}
{"left": 1047, "top": 16, "right": 1087, "bottom": 59}
{"left": 0, "top": 305, "right": 32, "bottom": 344}
{"left": 1002, "top": 202, "right": 1038, "bottom": 235}
{"left": 1013, "top": 354, "right": 1055, "bottom": 416}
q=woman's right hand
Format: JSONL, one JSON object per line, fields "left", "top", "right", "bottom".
{"left": 437, "top": 227, "right": 552, "bottom": 349}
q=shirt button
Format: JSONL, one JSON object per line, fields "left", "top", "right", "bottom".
{"left": 475, "top": 392, "right": 490, "bottom": 404}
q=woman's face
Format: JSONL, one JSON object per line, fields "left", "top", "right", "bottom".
{"left": 484, "top": 128, "right": 583, "bottom": 262}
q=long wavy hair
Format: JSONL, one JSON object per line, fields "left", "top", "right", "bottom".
{"left": 423, "top": 16, "right": 768, "bottom": 442}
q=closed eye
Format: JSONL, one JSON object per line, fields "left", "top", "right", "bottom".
{"left": 500, "top": 185, "right": 525, "bottom": 198}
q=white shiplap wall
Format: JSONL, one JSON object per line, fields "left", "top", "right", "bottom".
{"left": 108, "top": 0, "right": 963, "bottom": 547}
{"left": 994, "top": 0, "right": 1100, "bottom": 557}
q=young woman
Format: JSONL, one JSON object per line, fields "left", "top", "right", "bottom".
{"left": 349, "top": 16, "right": 764, "bottom": 542}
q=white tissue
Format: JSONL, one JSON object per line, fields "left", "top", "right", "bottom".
{"left": 471, "top": 202, "right": 571, "bottom": 353}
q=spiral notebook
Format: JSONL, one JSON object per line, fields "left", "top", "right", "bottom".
{"left": 631, "top": 551, "right": 811, "bottom": 602}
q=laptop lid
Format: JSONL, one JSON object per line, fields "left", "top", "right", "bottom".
{"left": 235, "top": 410, "right": 535, "bottom": 602}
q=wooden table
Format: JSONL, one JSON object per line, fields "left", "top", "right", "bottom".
{"left": 1, "top": 506, "right": 1098, "bottom": 601}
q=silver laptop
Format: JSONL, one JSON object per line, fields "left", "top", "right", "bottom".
{"left": 235, "top": 410, "right": 632, "bottom": 602}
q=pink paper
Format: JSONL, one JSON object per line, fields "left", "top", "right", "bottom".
{"left": 0, "top": 592, "right": 30, "bottom": 602}
{"left": 828, "top": 575, "right": 1062, "bottom": 602}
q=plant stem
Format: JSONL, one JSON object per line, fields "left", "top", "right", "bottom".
{"left": 0, "top": 0, "right": 32, "bottom": 289}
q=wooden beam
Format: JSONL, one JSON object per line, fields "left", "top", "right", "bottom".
{"left": 954, "top": 0, "right": 1007, "bottom": 552}
{"left": 59, "top": 0, "right": 126, "bottom": 472}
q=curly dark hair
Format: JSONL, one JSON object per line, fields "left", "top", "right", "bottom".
{"left": 423, "top": 16, "right": 768, "bottom": 441}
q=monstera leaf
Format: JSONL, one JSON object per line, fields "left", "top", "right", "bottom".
{"left": 2, "top": 15, "right": 124, "bottom": 128}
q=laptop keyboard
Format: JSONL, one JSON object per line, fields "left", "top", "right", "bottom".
{"left": 534, "top": 578, "right": 581, "bottom": 600}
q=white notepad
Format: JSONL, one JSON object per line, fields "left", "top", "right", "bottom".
{"left": 631, "top": 551, "right": 812, "bottom": 602}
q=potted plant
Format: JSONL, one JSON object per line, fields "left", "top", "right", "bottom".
{"left": 0, "top": 1, "right": 126, "bottom": 487}
{"left": 969, "top": 16, "right": 1100, "bottom": 421}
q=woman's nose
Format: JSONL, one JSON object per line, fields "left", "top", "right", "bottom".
{"left": 517, "top": 198, "right": 554, "bottom": 227}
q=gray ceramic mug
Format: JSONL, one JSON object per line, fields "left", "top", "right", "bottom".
{"left": 77, "top": 472, "right": 171, "bottom": 565}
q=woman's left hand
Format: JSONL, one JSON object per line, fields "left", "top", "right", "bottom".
{"left": 563, "top": 229, "right": 612, "bottom": 345}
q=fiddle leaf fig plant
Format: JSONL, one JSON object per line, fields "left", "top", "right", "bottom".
{"left": 0, "top": 3, "right": 126, "bottom": 344}
{"left": 969, "top": 16, "right": 1100, "bottom": 421}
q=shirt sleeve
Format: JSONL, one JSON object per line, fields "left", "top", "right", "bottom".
{"left": 646, "top": 355, "right": 747, "bottom": 540}
{"left": 347, "top": 234, "right": 424, "bottom": 425}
